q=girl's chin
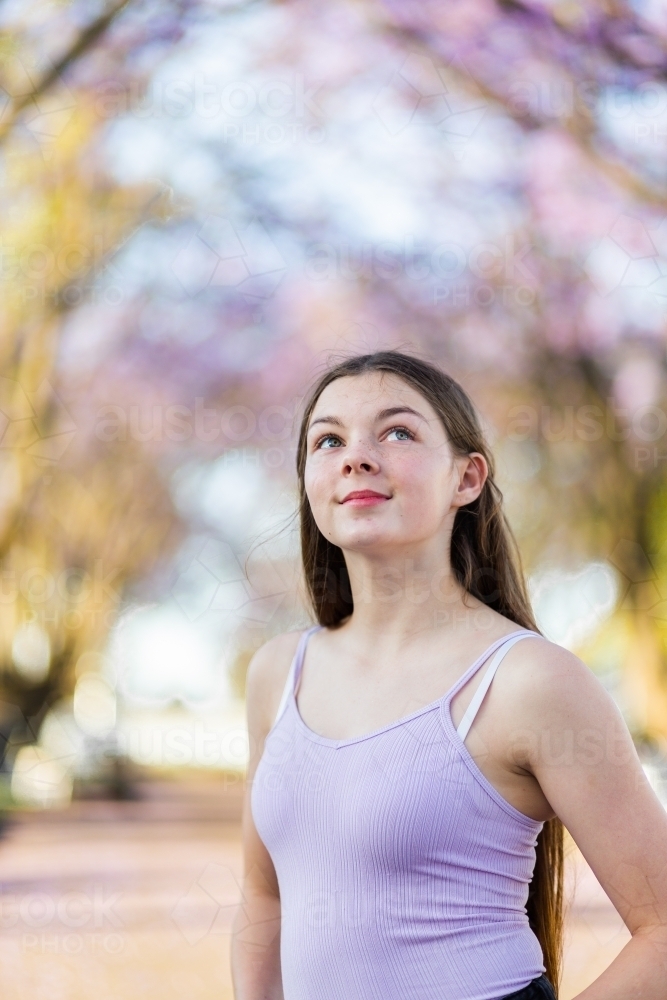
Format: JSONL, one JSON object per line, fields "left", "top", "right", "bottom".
{"left": 332, "top": 529, "right": 406, "bottom": 551}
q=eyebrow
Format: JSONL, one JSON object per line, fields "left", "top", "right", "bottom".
{"left": 308, "top": 406, "right": 427, "bottom": 431}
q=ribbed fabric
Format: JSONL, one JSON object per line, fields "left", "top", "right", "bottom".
{"left": 251, "top": 626, "right": 546, "bottom": 1000}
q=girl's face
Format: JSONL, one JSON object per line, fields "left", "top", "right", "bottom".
{"left": 304, "top": 371, "right": 487, "bottom": 555}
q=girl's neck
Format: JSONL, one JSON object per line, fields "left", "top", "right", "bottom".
{"left": 340, "top": 549, "right": 487, "bottom": 643}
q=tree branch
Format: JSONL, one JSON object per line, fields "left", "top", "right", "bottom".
{"left": 497, "top": 0, "right": 667, "bottom": 75}
{"left": 374, "top": 9, "right": 667, "bottom": 210}
{"left": 0, "top": 0, "right": 132, "bottom": 145}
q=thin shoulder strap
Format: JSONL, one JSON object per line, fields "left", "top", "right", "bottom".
{"left": 273, "top": 625, "right": 322, "bottom": 728}
{"left": 456, "top": 631, "right": 539, "bottom": 742}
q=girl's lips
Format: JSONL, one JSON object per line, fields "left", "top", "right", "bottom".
{"left": 344, "top": 496, "right": 388, "bottom": 506}
{"left": 341, "top": 491, "right": 391, "bottom": 506}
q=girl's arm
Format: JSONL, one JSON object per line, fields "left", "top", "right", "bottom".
{"left": 231, "top": 828, "right": 283, "bottom": 1000}
{"left": 231, "top": 634, "right": 299, "bottom": 1000}
{"left": 514, "top": 639, "right": 667, "bottom": 998}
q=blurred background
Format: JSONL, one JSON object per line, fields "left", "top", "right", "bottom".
{"left": 1, "top": 0, "right": 666, "bottom": 996}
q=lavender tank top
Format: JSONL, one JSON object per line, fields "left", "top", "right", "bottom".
{"left": 251, "top": 626, "right": 546, "bottom": 1000}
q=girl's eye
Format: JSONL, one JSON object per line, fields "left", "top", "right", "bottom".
{"left": 386, "top": 426, "right": 414, "bottom": 442}
{"left": 315, "top": 427, "right": 415, "bottom": 451}
{"left": 315, "top": 433, "right": 342, "bottom": 449}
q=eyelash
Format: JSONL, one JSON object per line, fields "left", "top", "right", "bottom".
{"left": 313, "top": 425, "right": 416, "bottom": 450}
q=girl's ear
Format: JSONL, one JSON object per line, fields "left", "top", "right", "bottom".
{"left": 454, "top": 453, "right": 487, "bottom": 506}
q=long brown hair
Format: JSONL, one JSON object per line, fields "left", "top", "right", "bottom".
{"left": 295, "top": 350, "right": 564, "bottom": 991}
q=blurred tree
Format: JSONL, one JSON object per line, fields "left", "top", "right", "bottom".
{"left": 2, "top": 0, "right": 667, "bottom": 770}
{"left": 0, "top": 0, "right": 199, "bottom": 762}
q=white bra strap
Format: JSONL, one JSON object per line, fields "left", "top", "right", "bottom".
{"left": 273, "top": 626, "right": 320, "bottom": 728}
{"left": 456, "top": 632, "right": 537, "bottom": 742}
{"left": 273, "top": 656, "right": 297, "bottom": 729}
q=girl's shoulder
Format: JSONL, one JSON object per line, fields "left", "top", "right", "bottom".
{"left": 245, "top": 629, "right": 308, "bottom": 734}
{"left": 495, "top": 633, "right": 624, "bottom": 762}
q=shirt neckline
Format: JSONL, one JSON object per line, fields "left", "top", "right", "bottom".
{"left": 290, "top": 626, "right": 539, "bottom": 749}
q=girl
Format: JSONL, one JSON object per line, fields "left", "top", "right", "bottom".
{"left": 231, "top": 351, "right": 667, "bottom": 1000}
